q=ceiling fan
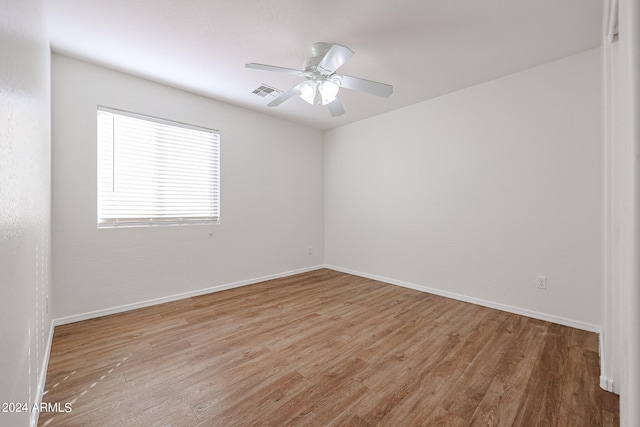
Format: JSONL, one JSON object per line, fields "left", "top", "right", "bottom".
{"left": 246, "top": 42, "right": 393, "bottom": 117}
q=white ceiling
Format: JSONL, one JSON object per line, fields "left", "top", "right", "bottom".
{"left": 44, "top": 0, "right": 603, "bottom": 131}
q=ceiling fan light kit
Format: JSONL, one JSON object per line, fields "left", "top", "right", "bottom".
{"left": 246, "top": 42, "right": 393, "bottom": 117}
{"left": 299, "top": 78, "right": 339, "bottom": 106}
{"left": 299, "top": 80, "right": 316, "bottom": 104}
{"left": 320, "top": 80, "right": 339, "bottom": 105}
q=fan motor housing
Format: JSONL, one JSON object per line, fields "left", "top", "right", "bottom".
{"left": 304, "top": 42, "right": 331, "bottom": 72}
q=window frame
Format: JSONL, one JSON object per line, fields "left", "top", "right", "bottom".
{"left": 97, "top": 106, "right": 220, "bottom": 228}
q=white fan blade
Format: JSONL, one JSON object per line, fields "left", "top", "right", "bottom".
{"left": 326, "top": 98, "right": 345, "bottom": 117}
{"left": 246, "top": 63, "right": 310, "bottom": 77}
{"left": 335, "top": 74, "right": 393, "bottom": 98}
{"left": 267, "top": 84, "right": 302, "bottom": 107}
{"left": 317, "top": 44, "right": 354, "bottom": 75}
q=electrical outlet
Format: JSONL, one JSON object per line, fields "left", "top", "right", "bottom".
{"left": 308, "top": 247, "right": 312, "bottom": 255}
{"left": 536, "top": 276, "right": 547, "bottom": 290}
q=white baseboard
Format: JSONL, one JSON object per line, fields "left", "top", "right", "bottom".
{"left": 31, "top": 320, "right": 55, "bottom": 427}
{"left": 600, "top": 375, "right": 614, "bottom": 392}
{"left": 53, "top": 265, "right": 325, "bottom": 326}
{"left": 324, "top": 264, "right": 601, "bottom": 333}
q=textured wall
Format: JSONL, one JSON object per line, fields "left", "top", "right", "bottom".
{"left": 617, "top": 0, "right": 640, "bottom": 423}
{"left": 52, "top": 54, "right": 324, "bottom": 320}
{"left": 0, "top": 0, "right": 53, "bottom": 426}
{"left": 325, "top": 48, "right": 602, "bottom": 329}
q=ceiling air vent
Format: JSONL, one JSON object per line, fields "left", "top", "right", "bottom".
{"left": 251, "top": 84, "right": 282, "bottom": 99}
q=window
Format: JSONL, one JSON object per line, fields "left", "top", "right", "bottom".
{"left": 97, "top": 106, "right": 220, "bottom": 227}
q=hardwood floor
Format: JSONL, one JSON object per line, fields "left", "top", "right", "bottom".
{"left": 39, "top": 269, "right": 619, "bottom": 426}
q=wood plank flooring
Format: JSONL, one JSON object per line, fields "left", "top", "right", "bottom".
{"left": 39, "top": 269, "right": 619, "bottom": 426}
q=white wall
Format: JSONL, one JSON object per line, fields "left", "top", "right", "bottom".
{"left": 52, "top": 55, "right": 324, "bottom": 320}
{"left": 325, "top": 48, "right": 603, "bottom": 329}
{"left": 0, "top": 1, "right": 53, "bottom": 426}
{"left": 602, "top": 7, "right": 622, "bottom": 393}
{"left": 617, "top": 0, "right": 640, "bottom": 424}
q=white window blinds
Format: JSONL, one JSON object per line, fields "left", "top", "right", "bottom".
{"left": 97, "top": 107, "right": 220, "bottom": 227}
